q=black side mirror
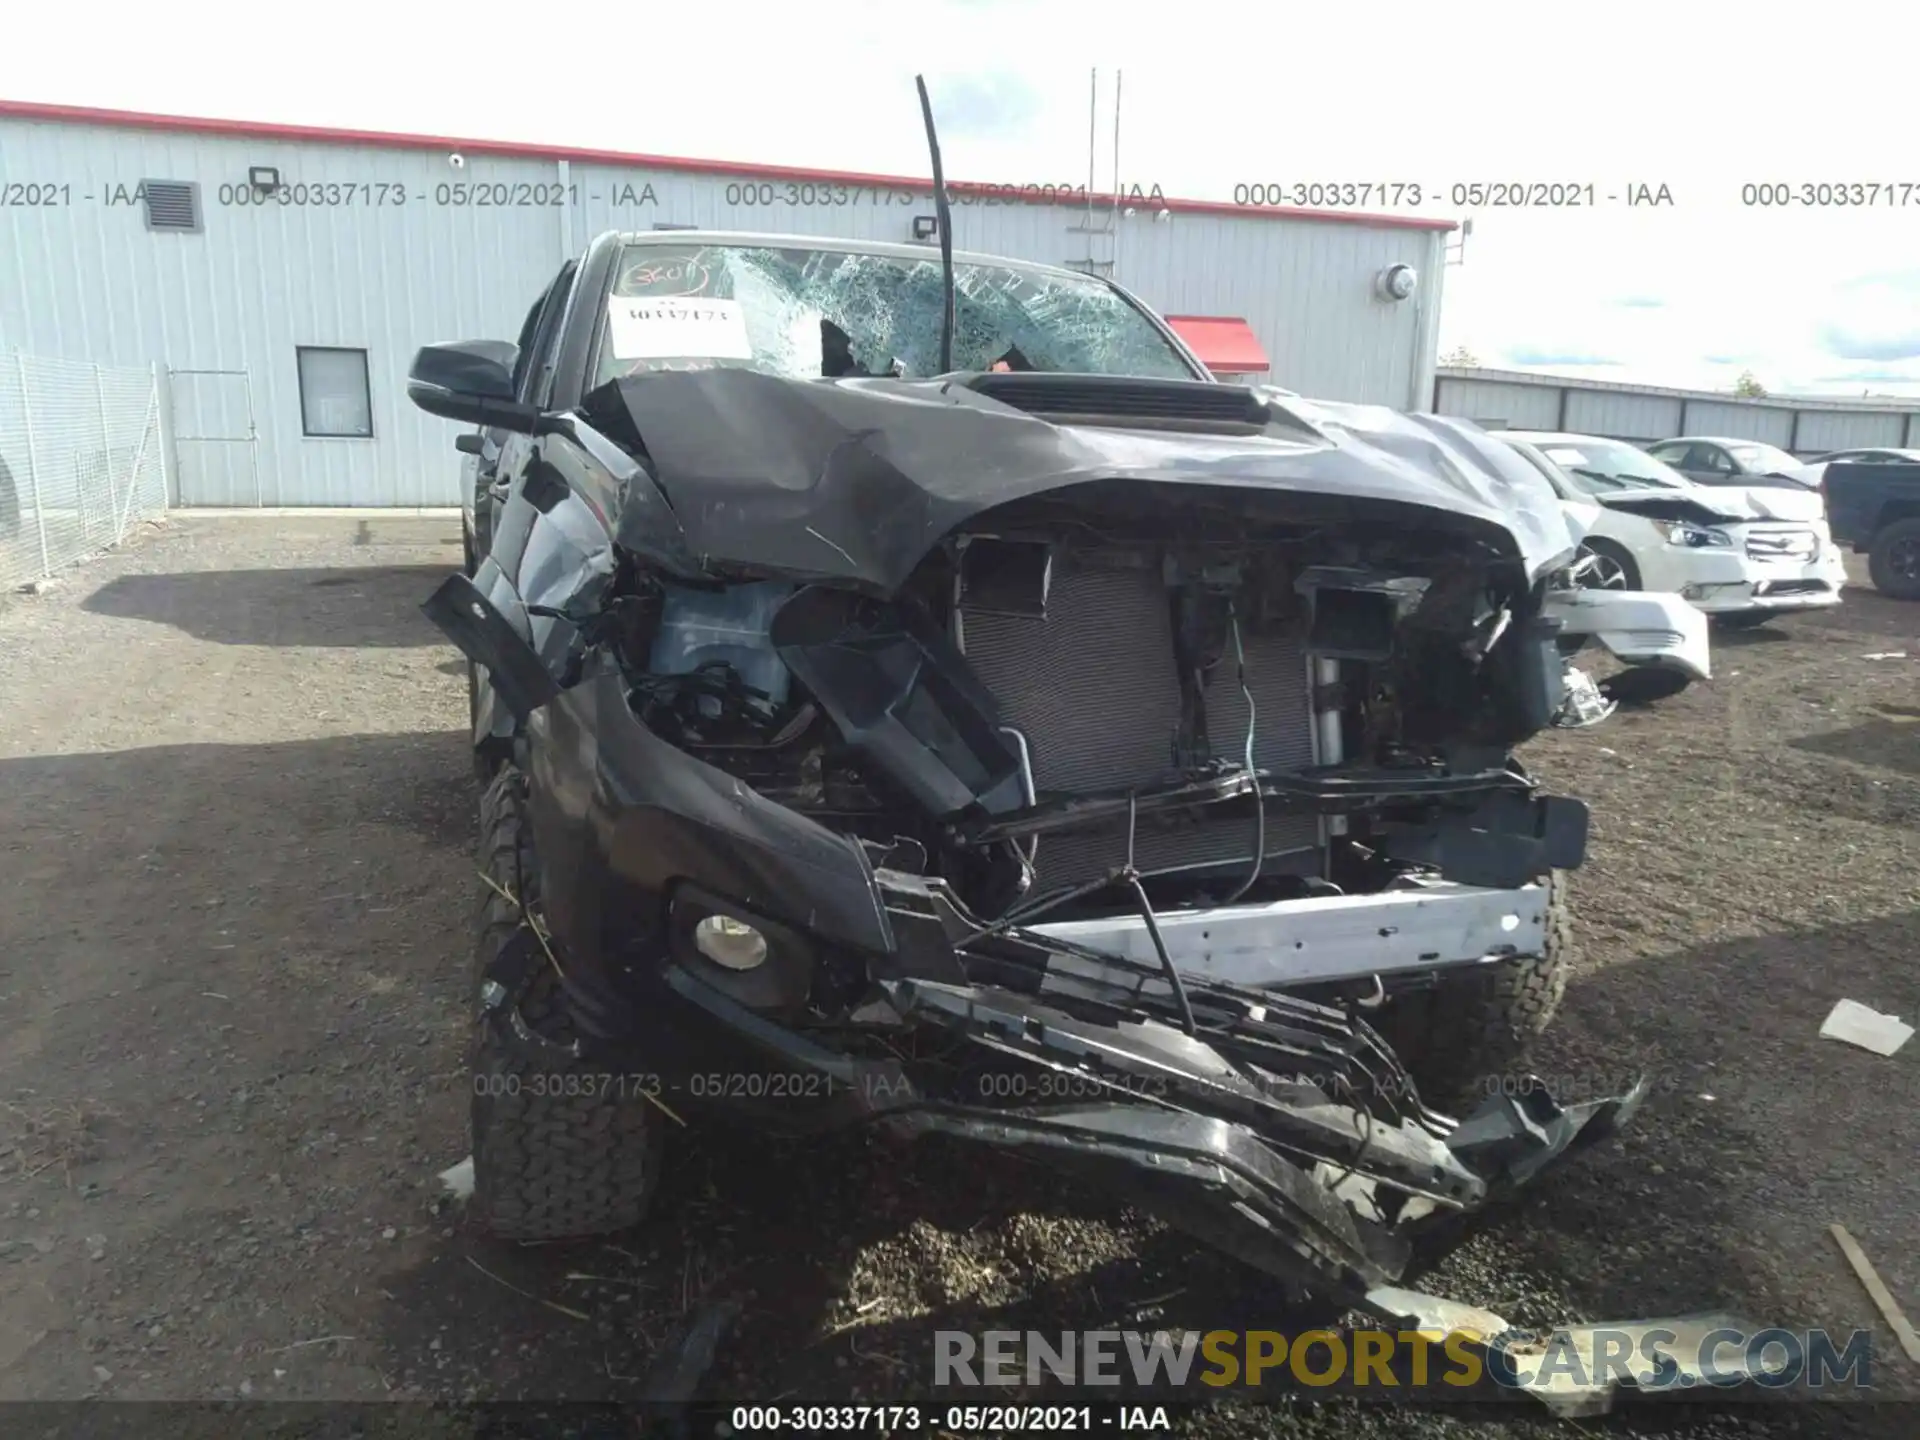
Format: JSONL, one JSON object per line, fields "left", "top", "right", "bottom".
{"left": 454, "top": 432, "right": 486, "bottom": 455}
{"left": 408, "top": 341, "right": 544, "bottom": 433}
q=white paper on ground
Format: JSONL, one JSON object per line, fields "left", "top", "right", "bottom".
{"left": 1819, "top": 999, "right": 1914, "bottom": 1057}
{"left": 606, "top": 296, "right": 753, "bottom": 360}
{"left": 438, "top": 1155, "right": 475, "bottom": 1200}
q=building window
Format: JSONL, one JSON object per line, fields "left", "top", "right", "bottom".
{"left": 296, "top": 347, "right": 373, "bottom": 438}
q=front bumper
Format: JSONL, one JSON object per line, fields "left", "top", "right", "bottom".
{"left": 489, "top": 864, "right": 1642, "bottom": 1312}
{"left": 1028, "top": 879, "right": 1550, "bottom": 988}
{"left": 1672, "top": 547, "right": 1847, "bottom": 614}
{"left": 488, "top": 666, "right": 1631, "bottom": 1312}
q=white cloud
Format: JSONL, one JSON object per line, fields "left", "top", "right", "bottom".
{"left": 2, "top": 0, "right": 1914, "bottom": 395}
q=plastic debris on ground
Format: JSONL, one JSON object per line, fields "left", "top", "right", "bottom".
{"left": 1818, "top": 1000, "right": 1914, "bottom": 1057}
{"left": 1555, "top": 666, "right": 1618, "bottom": 728}
{"left": 438, "top": 1155, "right": 475, "bottom": 1200}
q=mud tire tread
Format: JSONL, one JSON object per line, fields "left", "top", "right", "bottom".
{"left": 468, "top": 765, "right": 661, "bottom": 1240}
{"left": 1377, "top": 871, "right": 1573, "bottom": 1114}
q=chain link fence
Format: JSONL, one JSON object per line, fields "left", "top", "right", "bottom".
{"left": 0, "top": 351, "right": 169, "bottom": 590}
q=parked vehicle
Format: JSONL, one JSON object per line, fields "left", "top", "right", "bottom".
{"left": 1502, "top": 431, "right": 1846, "bottom": 628}
{"left": 1644, "top": 435, "right": 1821, "bottom": 494}
{"left": 407, "top": 226, "right": 1702, "bottom": 1326}
{"left": 1808, "top": 446, "right": 1920, "bottom": 466}
{"left": 1796, "top": 447, "right": 1920, "bottom": 495}
{"left": 1821, "top": 461, "right": 1920, "bottom": 598}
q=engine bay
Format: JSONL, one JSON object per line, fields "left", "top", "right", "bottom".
{"left": 597, "top": 486, "right": 1571, "bottom": 928}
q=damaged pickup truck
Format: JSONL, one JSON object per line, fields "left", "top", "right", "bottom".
{"left": 411, "top": 228, "right": 1712, "bottom": 1325}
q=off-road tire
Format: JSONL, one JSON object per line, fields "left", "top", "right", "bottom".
{"left": 468, "top": 765, "right": 663, "bottom": 1240}
{"left": 1867, "top": 517, "right": 1920, "bottom": 600}
{"left": 1374, "top": 872, "right": 1573, "bottom": 1115}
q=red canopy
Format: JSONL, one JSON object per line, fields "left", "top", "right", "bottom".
{"left": 1163, "top": 315, "right": 1270, "bottom": 374}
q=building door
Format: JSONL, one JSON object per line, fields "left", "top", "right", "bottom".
{"left": 169, "top": 368, "right": 260, "bottom": 506}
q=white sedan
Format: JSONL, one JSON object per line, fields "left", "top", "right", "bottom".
{"left": 1496, "top": 431, "right": 1845, "bottom": 628}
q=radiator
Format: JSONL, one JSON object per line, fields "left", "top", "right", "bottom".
{"left": 959, "top": 559, "right": 1321, "bottom": 890}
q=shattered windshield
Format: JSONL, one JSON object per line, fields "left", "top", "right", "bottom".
{"left": 590, "top": 242, "right": 1197, "bottom": 387}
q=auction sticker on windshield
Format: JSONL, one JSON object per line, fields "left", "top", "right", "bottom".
{"left": 1545, "top": 448, "right": 1588, "bottom": 465}
{"left": 607, "top": 296, "right": 752, "bottom": 360}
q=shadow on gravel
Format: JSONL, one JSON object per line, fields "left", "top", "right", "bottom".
{"left": 373, "top": 1119, "right": 1334, "bottom": 1407}
{"left": 0, "top": 729, "right": 477, "bottom": 917}
{"left": 1709, "top": 624, "right": 1795, "bottom": 648}
{"left": 365, "top": 906, "right": 1920, "bottom": 1416}
{"left": 82, "top": 565, "right": 452, "bottom": 647}
{"left": 1815, "top": 588, "right": 1920, "bottom": 643}
{"left": 1790, "top": 715, "right": 1920, "bottom": 780}
{"left": 1514, "top": 910, "right": 1920, "bottom": 1339}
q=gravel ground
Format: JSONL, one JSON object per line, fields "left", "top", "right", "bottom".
{"left": 1, "top": 514, "right": 1915, "bottom": 1438}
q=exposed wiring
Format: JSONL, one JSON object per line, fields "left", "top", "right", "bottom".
{"left": 1124, "top": 790, "right": 1197, "bottom": 1037}
{"left": 999, "top": 725, "right": 1041, "bottom": 891}
{"left": 963, "top": 793, "right": 1199, "bottom": 1039}
{"left": 1222, "top": 605, "right": 1266, "bottom": 906}
{"left": 958, "top": 869, "right": 1126, "bottom": 944}
{"left": 1321, "top": 1098, "right": 1376, "bottom": 1194}
{"left": 1128, "top": 875, "right": 1197, "bottom": 1038}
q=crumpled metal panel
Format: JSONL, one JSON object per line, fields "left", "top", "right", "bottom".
{"left": 590, "top": 367, "right": 1582, "bottom": 595}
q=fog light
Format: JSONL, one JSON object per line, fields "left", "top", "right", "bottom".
{"left": 693, "top": 914, "right": 768, "bottom": 971}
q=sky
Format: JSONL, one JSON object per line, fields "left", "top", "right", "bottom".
{"left": 4, "top": 0, "right": 1918, "bottom": 397}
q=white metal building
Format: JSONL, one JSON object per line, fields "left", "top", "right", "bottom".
{"left": 0, "top": 100, "right": 1451, "bottom": 508}
{"left": 1434, "top": 366, "right": 1920, "bottom": 455}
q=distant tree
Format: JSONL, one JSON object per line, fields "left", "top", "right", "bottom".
{"left": 1733, "top": 370, "right": 1768, "bottom": 398}
{"left": 1440, "top": 345, "right": 1481, "bottom": 368}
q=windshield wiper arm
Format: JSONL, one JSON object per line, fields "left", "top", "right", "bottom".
{"left": 1566, "top": 467, "right": 1628, "bottom": 490}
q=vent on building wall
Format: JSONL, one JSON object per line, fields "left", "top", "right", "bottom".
{"left": 142, "top": 181, "right": 202, "bottom": 233}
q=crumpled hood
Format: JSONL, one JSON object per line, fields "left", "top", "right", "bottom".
{"left": 585, "top": 369, "right": 1581, "bottom": 593}
{"left": 1726, "top": 483, "right": 1826, "bottom": 521}
{"left": 1661, "top": 482, "right": 1823, "bottom": 523}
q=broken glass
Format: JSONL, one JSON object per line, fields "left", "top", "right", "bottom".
{"left": 594, "top": 243, "right": 1195, "bottom": 387}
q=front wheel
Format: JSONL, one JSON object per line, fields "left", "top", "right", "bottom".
{"left": 1373, "top": 873, "right": 1573, "bottom": 1114}
{"left": 1557, "top": 541, "right": 1643, "bottom": 657}
{"left": 1867, "top": 518, "right": 1920, "bottom": 600}
{"left": 468, "top": 766, "right": 664, "bottom": 1241}
{"left": 1573, "top": 539, "right": 1640, "bottom": 592}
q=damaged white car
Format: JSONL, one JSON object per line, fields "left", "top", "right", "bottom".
{"left": 1502, "top": 430, "right": 1845, "bottom": 630}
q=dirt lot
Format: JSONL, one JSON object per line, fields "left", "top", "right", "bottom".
{"left": 2, "top": 514, "right": 1916, "bottom": 1437}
